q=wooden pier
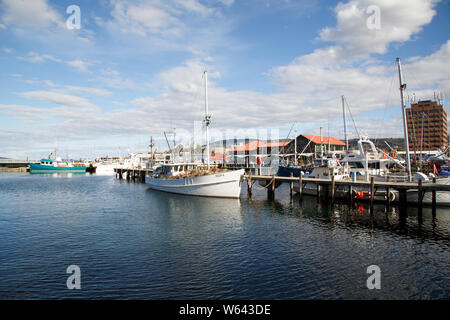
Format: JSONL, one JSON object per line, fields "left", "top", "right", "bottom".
{"left": 245, "top": 172, "right": 450, "bottom": 207}
{"left": 114, "top": 168, "right": 151, "bottom": 183}
{"left": 114, "top": 167, "right": 449, "bottom": 208}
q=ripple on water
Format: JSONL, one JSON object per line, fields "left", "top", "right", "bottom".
{"left": 0, "top": 173, "right": 449, "bottom": 299}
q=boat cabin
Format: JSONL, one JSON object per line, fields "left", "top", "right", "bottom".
{"left": 39, "top": 158, "right": 72, "bottom": 167}
{"left": 154, "top": 163, "right": 201, "bottom": 177}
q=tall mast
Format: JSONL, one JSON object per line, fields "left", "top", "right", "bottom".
{"left": 204, "top": 71, "right": 211, "bottom": 169}
{"left": 397, "top": 58, "right": 412, "bottom": 181}
{"left": 149, "top": 136, "right": 154, "bottom": 167}
{"left": 320, "top": 126, "right": 323, "bottom": 159}
{"left": 420, "top": 112, "right": 424, "bottom": 172}
{"left": 294, "top": 129, "right": 297, "bottom": 165}
{"left": 342, "top": 95, "right": 348, "bottom": 151}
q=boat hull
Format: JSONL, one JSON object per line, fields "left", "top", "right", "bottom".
{"left": 147, "top": 169, "right": 245, "bottom": 198}
{"left": 406, "top": 177, "right": 450, "bottom": 206}
{"left": 94, "top": 164, "right": 117, "bottom": 175}
{"left": 29, "top": 163, "right": 86, "bottom": 173}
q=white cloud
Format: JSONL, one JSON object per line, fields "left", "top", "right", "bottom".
{"left": 1, "top": 0, "right": 447, "bottom": 158}
{"left": 319, "top": 0, "right": 438, "bottom": 57}
{"left": 92, "top": 68, "right": 138, "bottom": 89}
{"left": 64, "top": 86, "right": 111, "bottom": 97}
{"left": 106, "top": 0, "right": 186, "bottom": 37}
{"left": 101, "top": 0, "right": 227, "bottom": 38}
{"left": 0, "top": 104, "right": 52, "bottom": 121}
{"left": 173, "top": 0, "right": 214, "bottom": 15}
{"left": 218, "top": 0, "right": 235, "bottom": 6}
{"left": 67, "top": 59, "right": 90, "bottom": 72}
{"left": 17, "top": 51, "right": 61, "bottom": 63}
{"left": 18, "top": 91, "right": 100, "bottom": 114}
{"left": 0, "top": 0, "right": 63, "bottom": 29}
{"left": 3, "top": 47, "right": 12, "bottom": 53}
{"left": 13, "top": 76, "right": 112, "bottom": 97}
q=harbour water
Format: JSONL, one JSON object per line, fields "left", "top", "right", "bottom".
{"left": 0, "top": 173, "right": 449, "bottom": 299}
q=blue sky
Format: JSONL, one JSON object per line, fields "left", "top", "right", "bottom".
{"left": 0, "top": 0, "right": 449, "bottom": 159}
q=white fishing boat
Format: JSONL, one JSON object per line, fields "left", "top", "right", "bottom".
{"left": 293, "top": 156, "right": 351, "bottom": 197}
{"left": 340, "top": 135, "right": 397, "bottom": 180}
{"left": 149, "top": 163, "right": 244, "bottom": 198}
{"left": 147, "top": 71, "right": 245, "bottom": 199}
{"left": 94, "top": 163, "right": 117, "bottom": 175}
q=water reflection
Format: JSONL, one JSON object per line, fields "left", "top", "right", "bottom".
{"left": 1, "top": 174, "right": 449, "bottom": 299}
{"left": 29, "top": 172, "right": 89, "bottom": 178}
{"left": 244, "top": 193, "right": 450, "bottom": 243}
{"left": 145, "top": 188, "right": 243, "bottom": 228}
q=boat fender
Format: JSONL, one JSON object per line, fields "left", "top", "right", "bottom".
{"left": 355, "top": 192, "right": 366, "bottom": 199}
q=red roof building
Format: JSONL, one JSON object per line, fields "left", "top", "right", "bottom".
{"left": 232, "top": 140, "right": 290, "bottom": 152}
{"left": 284, "top": 134, "right": 346, "bottom": 158}
{"left": 301, "top": 135, "right": 346, "bottom": 146}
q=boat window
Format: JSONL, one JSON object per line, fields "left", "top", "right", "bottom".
{"left": 348, "top": 162, "right": 364, "bottom": 168}
{"left": 368, "top": 162, "right": 380, "bottom": 169}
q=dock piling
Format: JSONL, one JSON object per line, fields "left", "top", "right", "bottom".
{"left": 299, "top": 175, "right": 303, "bottom": 202}
{"left": 248, "top": 170, "right": 252, "bottom": 197}
{"left": 370, "top": 177, "right": 375, "bottom": 207}
{"left": 386, "top": 176, "right": 391, "bottom": 206}
{"left": 290, "top": 173, "right": 294, "bottom": 198}
{"left": 418, "top": 179, "right": 423, "bottom": 208}
{"left": 331, "top": 176, "right": 336, "bottom": 203}
{"left": 432, "top": 178, "right": 437, "bottom": 208}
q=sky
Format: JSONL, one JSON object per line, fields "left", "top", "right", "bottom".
{"left": 0, "top": 0, "right": 449, "bottom": 159}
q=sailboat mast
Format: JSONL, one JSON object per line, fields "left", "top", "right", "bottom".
{"left": 294, "top": 129, "right": 297, "bottom": 165}
{"left": 204, "top": 71, "right": 210, "bottom": 169}
{"left": 396, "top": 58, "right": 412, "bottom": 181}
{"left": 320, "top": 127, "right": 323, "bottom": 159}
{"left": 342, "top": 95, "right": 348, "bottom": 151}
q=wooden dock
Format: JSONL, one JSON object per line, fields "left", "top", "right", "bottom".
{"left": 114, "top": 167, "right": 449, "bottom": 208}
{"left": 114, "top": 168, "right": 151, "bottom": 183}
{"left": 245, "top": 172, "right": 450, "bottom": 207}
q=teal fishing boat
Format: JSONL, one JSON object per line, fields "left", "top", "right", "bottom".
{"left": 29, "top": 158, "right": 86, "bottom": 173}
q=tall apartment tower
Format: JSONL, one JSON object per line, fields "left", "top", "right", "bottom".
{"left": 406, "top": 99, "right": 448, "bottom": 151}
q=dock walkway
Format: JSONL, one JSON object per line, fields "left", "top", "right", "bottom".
{"left": 114, "top": 167, "right": 449, "bottom": 208}
{"left": 246, "top": 173, "right": 449, "bottom": 207}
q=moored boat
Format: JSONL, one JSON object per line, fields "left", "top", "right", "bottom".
{"left": 147, "top": 164, "right": 244, "bottom": 198}
{"left": 147, "top": 70, "right": 245, "bottom": 199}
{"left": 29, "top": 158, "right": 86, "bottom": 173}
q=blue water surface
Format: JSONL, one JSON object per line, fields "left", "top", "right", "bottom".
{"left": 0, "top": 173, "right": 449, "bottom": 299}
